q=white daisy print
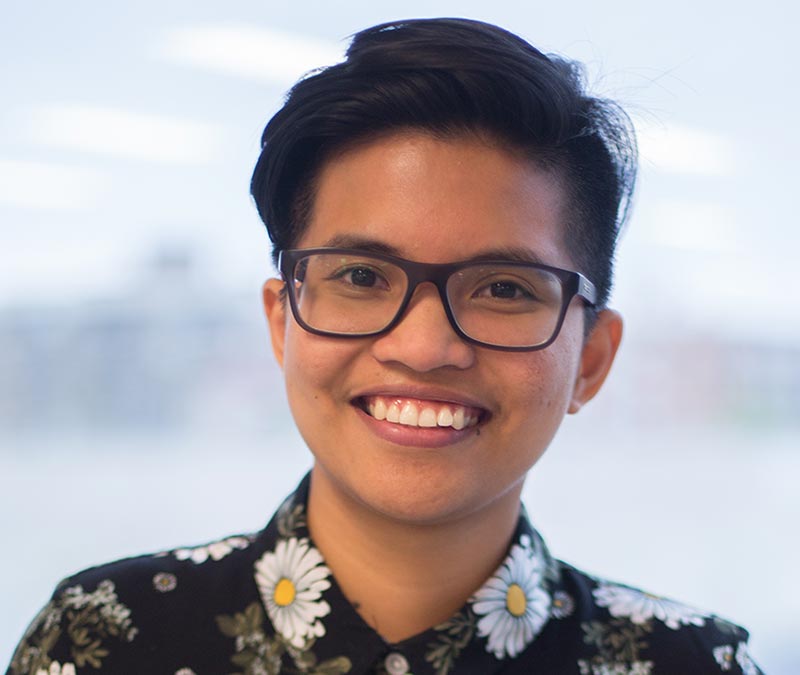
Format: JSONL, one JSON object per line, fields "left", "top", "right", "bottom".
{"left": 714, "top": 644, "right": 735, "bottom": 671}
{"left": 551, "top": 590, "right": 575, "bottom": 619}
{"left": 592, "top": 582, "right": 706, "bottom": 630}
{"left": 578, "top": 661, "right": 653, "bottom": 675}
{"left": 736, "top": 641, "right": 759, "bottom": 675}
{"left": 255, "top": 537, "right": 332, "bottom": 648}
{"left": 36, "top": 662, "right": 76, "bottom": 675}
{"left": 471, "top": 534, "right": 551, "bottom": 659}
{"left": 173, "top": 536, "right": 250, "bottom": 564}
{"left": 153, "top": 572, "right": 178, "bottom": 593}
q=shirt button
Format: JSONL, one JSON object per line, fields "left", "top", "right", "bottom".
{"left": 384, "top": 651, "right": 410, "bottom": 675}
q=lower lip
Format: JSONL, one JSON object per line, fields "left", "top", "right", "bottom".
{"left": 354, "top": 405, "right": 480, "bottom": 448}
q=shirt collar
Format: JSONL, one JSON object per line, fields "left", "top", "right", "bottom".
{"left": 251, "top": 473, "right": 560, "bottom": 674}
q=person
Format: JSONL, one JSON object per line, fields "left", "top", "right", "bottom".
{"left": 7, "top": 17, "right": 762, "bottom": 675}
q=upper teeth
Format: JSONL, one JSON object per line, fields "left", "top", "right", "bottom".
{"left": 366, "top": 397, "right": 479, "bottom": 430}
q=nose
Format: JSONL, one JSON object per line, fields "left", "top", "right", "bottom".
{"left": 370, "top": 283, "right": 475, "bottom": 372}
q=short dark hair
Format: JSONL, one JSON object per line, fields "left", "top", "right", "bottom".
{"left": 251, "top": 17, "right": 637, "bottom": 311}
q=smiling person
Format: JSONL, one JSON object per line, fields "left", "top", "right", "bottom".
{"left": 8, "top": 17, "right": 762, "bottom": 675}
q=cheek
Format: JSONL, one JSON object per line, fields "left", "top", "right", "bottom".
{"left": 504, "top": 342, "right": 581, "bottom": 417}
{"left": 522, "top": 361, "right": 565, "bottom": 411}
{"left": 282, "top": 328, "right": 321, "bottom": 401}
{"left": 282, "top": 329, "right": 361, "bottom": 404}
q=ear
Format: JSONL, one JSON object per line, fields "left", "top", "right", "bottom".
{"left": 568, "top": 309, "right": 623, "bottom": 414}
{"left": 262, "top": 278, "right": 288, "bottom": 368}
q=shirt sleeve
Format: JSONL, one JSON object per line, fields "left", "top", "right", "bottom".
{"left": 5, "top": 575, "right": 139, "bottom": 675}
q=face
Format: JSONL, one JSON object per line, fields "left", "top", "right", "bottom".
{"left": 264, "top": 132, "right": 621, "bottom": 526}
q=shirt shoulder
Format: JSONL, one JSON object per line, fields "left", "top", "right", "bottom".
{"left": 6, "top": 532, "right": 262, "bottom": 675}
{"left": 541, "top": 560, "right": 763, "bottom": 675}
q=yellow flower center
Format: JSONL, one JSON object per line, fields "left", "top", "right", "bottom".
{"left": 274, "top": 577, "right": 296, "bottom": 607}
{"left": 506, "top": 583, "right": 527, "bottom": 617}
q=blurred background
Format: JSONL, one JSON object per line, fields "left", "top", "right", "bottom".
{"left": 1, "top": 1, "right": 797, "bottom": 671}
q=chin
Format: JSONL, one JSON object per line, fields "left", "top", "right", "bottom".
{"left": 335, "top": 458, "right": 516, "bottom": 526}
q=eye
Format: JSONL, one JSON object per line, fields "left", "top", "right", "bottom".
{"left": 487, "top": 281, "right": 530, "bottom": 299}
{"left": 347, "top": 267, "right": 377, "bottom": 287}
{"left": 474, "top": 279, "right": 535, "bottom": 301}
{"left": 328, "top": 263, "right": 390, "bottom": 291}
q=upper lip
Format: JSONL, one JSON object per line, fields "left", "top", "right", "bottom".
{"left": 351, "top": 385, "right": 491, "bottom": 413}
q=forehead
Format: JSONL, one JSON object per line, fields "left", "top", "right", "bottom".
{"left": 300, "top": 131, "right": 573, "bottom": 268}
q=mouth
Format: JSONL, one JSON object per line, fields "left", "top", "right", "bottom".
{"left": 354, "top": 395, "right": 487, "bottom": 430}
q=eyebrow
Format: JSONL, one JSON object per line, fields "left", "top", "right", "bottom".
{"left": 320, "top": 234, "right": 549, "bottom": 266}
{"left": 322, "top": 234, "right": 398, "bottom": 256}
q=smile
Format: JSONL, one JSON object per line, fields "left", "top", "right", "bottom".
{"left": 357, "top": 395, "right": 484, "bottom": 430}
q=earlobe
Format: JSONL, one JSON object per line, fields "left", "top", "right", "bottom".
{"left": 262, "top": 278, "right": 288, "bottom": 368}
{"left": 568, "top": 309, "right": 623, "bottom": 414}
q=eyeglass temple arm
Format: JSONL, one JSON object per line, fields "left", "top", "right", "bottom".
{"left": 577, "top": 275, "right": 597, "bottom": 306}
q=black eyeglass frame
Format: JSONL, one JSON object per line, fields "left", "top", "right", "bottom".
{"left": 278, "top": 247, "right": 597, "bottom": 352}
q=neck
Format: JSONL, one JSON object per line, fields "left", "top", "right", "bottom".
{"left": 306, "top": 464, "right": 522, "bottom": 643}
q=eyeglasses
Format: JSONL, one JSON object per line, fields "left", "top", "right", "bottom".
{"left": 278, "top": 247, "right": 597, "bottom": 351}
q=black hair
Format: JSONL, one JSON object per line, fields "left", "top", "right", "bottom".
{"left": 251, "top": 17, "right": 637, "bottom": 312}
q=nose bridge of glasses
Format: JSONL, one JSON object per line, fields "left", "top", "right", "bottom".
{"left": 395, "top": 261, "right": 462, "bottom": 333}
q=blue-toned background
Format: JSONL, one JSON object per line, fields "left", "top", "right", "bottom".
{"left": 2, "top": 1, "right": 797, "bottom": 671}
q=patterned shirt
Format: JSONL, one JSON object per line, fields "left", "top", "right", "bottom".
{"left": 7, "top": 474, "right": 762, "bottom": 675}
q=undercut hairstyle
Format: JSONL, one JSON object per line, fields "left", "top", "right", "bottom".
{"left": 251, "top": 17, "right": 637, "bottom": 314}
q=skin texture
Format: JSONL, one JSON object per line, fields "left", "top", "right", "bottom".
{"left": 263, "top": 131, "right": 623, "bottom": 640}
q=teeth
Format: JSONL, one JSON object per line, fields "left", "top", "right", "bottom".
{"left": 364, "top": 397, "right": 480, "bottom": 430}
{"left": 437, "top": 407, "right": 453, "bottom": 427}
{"left": 399, "top": 403, "right": 419, "bottom": 426}
{"left": 373, "top": 398, "right": 387, "bottom": 421}
{"left": 418, "top": 408, "right": 437, "bottom": 427}
{"left": 386, "top": 403, "right": 401, "bottom": 423}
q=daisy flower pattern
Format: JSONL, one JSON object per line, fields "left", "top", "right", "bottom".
{"left": 35, "top": 663, "right": 76, "bottom": 675}
{"left": 8, "top": 476, "right": 763, "bottom": 674}
{"left": 714, "top": 644, "right": 735, "bottom": 671}
{"left": 578, "top": 661, "right": 653, "bottom": 675}
{"left": 471, "top": 534, "right": 550, "bottom": 659}
{"left": 173, "top": 535, "right": 250, "bottom": 564}
{"left": 153, "top": 572, "right": 177, "bottom": 593}
{"left": 592, "top": 582, "right": 706, "bottom": 630}
{"left": 736, "top": 641, "right": 759, "bottom": 675}
{"left": 255, "top": 536, "right": 332, "bottom": 648}
{"left": 551, "top": 590, "right": 575, "bottom": 619}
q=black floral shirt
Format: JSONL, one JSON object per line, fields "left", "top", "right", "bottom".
{"left": 7, "top": 474, "right": 762, "bottom": 675}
